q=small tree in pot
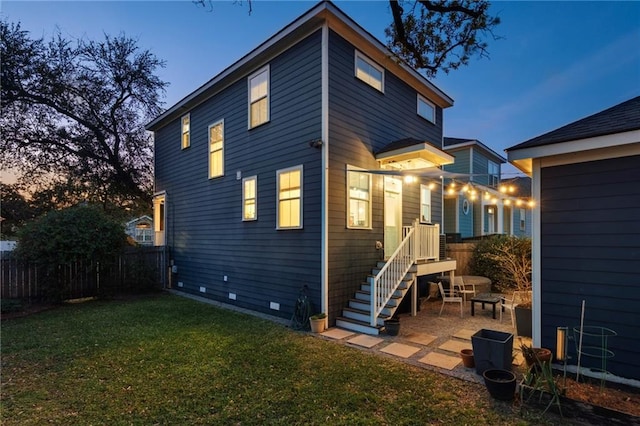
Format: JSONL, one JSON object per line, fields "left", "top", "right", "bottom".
{"left": 471, "top": 236, "right": 532, "bottom": 336}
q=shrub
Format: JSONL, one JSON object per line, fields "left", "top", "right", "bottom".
{"left": 15, "top": 205, "right": 127, "bottom": 301}
{"left": 470, "top": 235, "right": 532, "bottom": 298}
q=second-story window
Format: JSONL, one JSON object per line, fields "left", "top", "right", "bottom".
{"left": 277, "top": 165, "right": 303, "bottom": 229}
{"left": 417, "top": 95, "right": 436, "bottom": 123}
{"left": 420, "top": 184, "right": 432, "bottom": 223}
{"left": 181, "top": 114, "right": 190, "bottom": 149}
{"left": 248, "top": 65, "right": 269, "bottom": 128}
{"left": 209, "top": 120, "right": 224, "bottom": 178}
{"left": 488, "top": 161, "right": 499, "bottom": 187}
{"left": 355, "top": 51, "right": 384, "bottom": 92}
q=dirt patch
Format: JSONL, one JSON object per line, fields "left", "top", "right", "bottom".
{"left": 561, "top": 375, "right": 640, "bottom": 417}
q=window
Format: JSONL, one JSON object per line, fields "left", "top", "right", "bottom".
{"left": 243, "top": 176, "right": 257, "bottom": 221}
{"left": 347, "top": 171, "right": 371, "bottom": 228}
{"left": 277, "top": 166, "right": 302, "bottom": 229}
{"left": 208, "top": 120, "right": 224, "bottom": 178}
{"left": 417, "top": 95, "right": 436, "bottom": 123}
{"left": 488, "top": 161, "right": 499, "bottom": 187}
{"left": 355, "top": 51, "right": 384, "bottom": 92}
{"left": 519, "top": 208, "right": 526, "bottom": 231}
{"left": 181, "top": 114, "right": 190, "bottom": 149}
{"left": 420, "top": 184, "right": 432, "bottom": 223}
{"left": 248, "top": 66, "right": 269, "bottom": 128}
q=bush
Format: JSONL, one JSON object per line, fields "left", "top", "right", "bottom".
{"left": 470, "top": 235, "right": 532, "bottom": 295}
{"left": 15, "top": 205, "right": 127, "bottom": 301}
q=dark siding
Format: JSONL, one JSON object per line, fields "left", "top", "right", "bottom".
{"left": 154, "top": 31, "right": 324, "bottom": 318}
{"left": 539, "top": 155, "right": 640, "bottom": 381}
{"left": 472, "top": 148, "right": 491, "bottom": 186}
{"left": 459, "top": 196, "right": 473, "bottom": 238}
{"left": 326, "top": 30, "right": 444, "bottom": 321}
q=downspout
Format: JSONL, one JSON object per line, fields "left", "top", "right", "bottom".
{"left": 321, "top": 23, "right": 329, "bottom": 322}
{"left": 532, "top": 159, "right": 542, "bottom": 346}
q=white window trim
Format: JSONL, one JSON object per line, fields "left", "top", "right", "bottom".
{"left": 208, "top": 119, "right": 224, "bottom": 179}
{"left": 247, "top": 65, "right": 270, "bottom": 129}
{"left": 346, "top": 168, "right": 372, "bottom": 230}
{"left": 181, "top": 113, "right": 190, "bottom": 149}
{"left": 417, "top": 95, "right": 436, "bottom": 124}
{"left": 242, "top": 175, "right": 258, "bottom": 221}
{"left": 354, "top": 50, "right": 384, "bottom": 93}
{"left": 276, "top": 165, "right": 303, "bottom": 230}
{"left": 420, "top": 184, "right": 432, "bottom": 223}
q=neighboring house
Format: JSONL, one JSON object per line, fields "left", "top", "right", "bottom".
{"left": 442, "top": 137, "right": 532, "bottom": 239}
{"left": 146, "top": 1, "right": 459, "bottom": 334}
{"left": 506, "top": 96, "right": 640, "bottom": 383}
{"left": 125, "top": 215, "right": 154, "bottom": 246}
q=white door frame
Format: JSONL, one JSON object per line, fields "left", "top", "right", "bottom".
{"left": 384, "top": 176, "right": 402, "bottom": 259}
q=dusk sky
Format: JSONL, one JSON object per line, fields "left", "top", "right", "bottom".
{"left": 2, "top": 0, "right": 639, "bottom": 179}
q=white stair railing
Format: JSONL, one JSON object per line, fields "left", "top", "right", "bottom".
{"left": 369, "top": 227, "right": 416, "bottom": 327}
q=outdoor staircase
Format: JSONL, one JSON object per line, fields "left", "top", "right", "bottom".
{"left": 335, "top": 262, "right": 417, "bottom": 335}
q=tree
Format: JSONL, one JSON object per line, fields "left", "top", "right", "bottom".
{"left": 0, "top": 21, "right": 168, "bottom": 210}
{"left": 195, "top": 0, "right": 500, "bottom": 77}
{"left": 0, "top": 183, "right": 35, "bottom": 238}
{"left": 386, "top": 1, "right": 500, "bottom": 77}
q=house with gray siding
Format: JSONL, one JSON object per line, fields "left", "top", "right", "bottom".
{"left": 507, "top": 95, "right": 640, "bottom": 384}
{"left": 442, "top": 137, "right": 532, "bottom": 239}
{"left": 146, "top": 1, "right": 459, "bottom": 334}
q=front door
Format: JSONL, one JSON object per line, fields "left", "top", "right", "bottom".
{"left": 384, "top": 176, "right": 402, "bottom": 258}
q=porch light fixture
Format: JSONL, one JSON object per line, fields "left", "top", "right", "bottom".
{"left": 404, "top": 175, "right": 416, "bottom": 184}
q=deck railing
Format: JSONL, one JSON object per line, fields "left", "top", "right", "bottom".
{"left": 369, "top": 221, "right": 440, "bottom": 326}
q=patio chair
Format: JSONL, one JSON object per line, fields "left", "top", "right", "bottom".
{"left": 500, "top": 290, "right": 530, "bottom": 328}
{"left": 454, "top": 276, "right": 476, "bottom": 302}
{"left": 438, "top": 281, "right": 463, "bottom": 318}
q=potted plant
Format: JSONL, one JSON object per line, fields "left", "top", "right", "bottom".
{"left": 472, "top": 236, "right": 532, "bottom": 336}
{"left": 309, "top": 313, "right": 326, "bottom": 333}
{"left": 521, "top": 342, "right": 552, "bottom": 368}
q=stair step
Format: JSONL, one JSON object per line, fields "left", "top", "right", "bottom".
{"left": 335, "top": 317, "right": 382, "bottom": 335}
{"left": 342, "top": 307, "right": 389, "bottom": 325}
{"left": 348, "top": 299, "right": 394, "bottom": 316}
{"left": 355, "top": 290, "right": 402, "bottom": 306}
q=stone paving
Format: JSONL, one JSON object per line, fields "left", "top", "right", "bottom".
{"left": 317, "top": 297, "right": 526, "bottom": 385}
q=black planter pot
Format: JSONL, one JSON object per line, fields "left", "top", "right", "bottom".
{"left": 384, "top": 318, "right": 400, "bottom": 336}
{"left": 483, "top": 369, "right": 516, "bottom": 401}
{"left": 515, "top": 306, "right": 532, "bottom": 338}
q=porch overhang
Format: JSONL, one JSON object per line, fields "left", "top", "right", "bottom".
{"left": 376, "top": 138, "right": 454, "bottom": 170}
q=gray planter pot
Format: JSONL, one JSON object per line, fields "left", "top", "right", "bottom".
{"left": 471, "top": 329, "right": 514, "bottom": 375}
{"left": 515, "top": 305, "right": 532, "bottom": 338}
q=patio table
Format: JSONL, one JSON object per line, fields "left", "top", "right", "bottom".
{"left": 470, "top": 293, "right": 502, "bottom": 319}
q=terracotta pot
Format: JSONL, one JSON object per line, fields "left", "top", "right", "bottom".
{"left": 460, "top": 349, "right": 475, "bottom": 368}
{"left": 523, "top": 347, "right": 552, "bottom": 367}
{"left": 309, "top": 317, "right": 325, "bottom": 333}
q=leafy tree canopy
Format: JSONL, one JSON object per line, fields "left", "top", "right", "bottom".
{"left": 196, "top": 0, "right": 500, "bottom": 77}
{"left": 0, "top": 20, "right": 168, "bottom": 211}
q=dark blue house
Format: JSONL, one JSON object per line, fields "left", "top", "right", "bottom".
{"left": 507, "top": 96, "right": 640, "bottom": 384}
{"left": 147, "top": 1, "right": 460, "bottom": 334}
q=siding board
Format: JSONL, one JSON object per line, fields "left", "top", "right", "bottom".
{"left": 539, "top": 155, "right": 640, "bottom": 381}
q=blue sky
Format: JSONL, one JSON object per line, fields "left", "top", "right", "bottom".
{"left": 3, "top": 0, "right": 639, "bottom": 178}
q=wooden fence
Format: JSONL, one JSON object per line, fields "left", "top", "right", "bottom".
{"left": 1, "top": 246, "right": 168, "bottom": 302}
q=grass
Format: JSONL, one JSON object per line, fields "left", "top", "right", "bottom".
{"left": 1, "top": 293, "right": 558, "bottom": 425}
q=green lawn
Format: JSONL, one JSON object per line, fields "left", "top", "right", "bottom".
{"left": 1, "top": 293, "right": 556, "bottom": 425}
